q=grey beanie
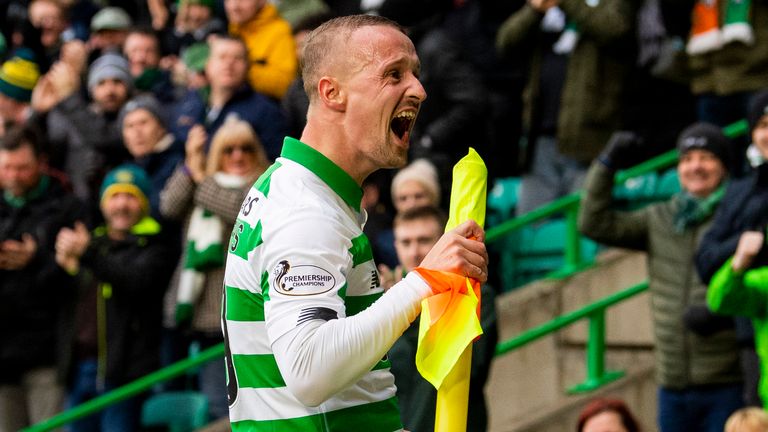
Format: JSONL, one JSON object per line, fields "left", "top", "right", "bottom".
{"left": 87, "top": 53, "right": 132, "bottom": 91}
{"left": 119, "top": 94, "right": 167, "bottom": 130}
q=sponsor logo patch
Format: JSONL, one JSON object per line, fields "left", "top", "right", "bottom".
{"left": 273, "top": 261, "right": 336, "bottom": 296}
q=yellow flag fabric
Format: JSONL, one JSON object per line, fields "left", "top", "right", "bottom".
{"left": 414, "top": 148, "right": 487, "bottom": 426}
{"left": 414, "top": 269, "right": 482, "bottom": 387}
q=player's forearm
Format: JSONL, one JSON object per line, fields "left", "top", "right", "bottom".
{"left": 273, "top": 272, "right": 430, "bottom": 406}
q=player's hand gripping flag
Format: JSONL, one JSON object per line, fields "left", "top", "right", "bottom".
{"left": 414, "top": 148, "right": 486, "bottom": 432}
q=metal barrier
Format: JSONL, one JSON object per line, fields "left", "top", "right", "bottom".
{"left": 22, "top": 344, "right": 224, "bottom": 432}
{"left": 495, "top": 281, "right": 649, "bottom": 393}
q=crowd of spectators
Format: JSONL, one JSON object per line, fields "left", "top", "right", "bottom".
{"left": 0, "top": 0, "right": 768, "bottom": 430}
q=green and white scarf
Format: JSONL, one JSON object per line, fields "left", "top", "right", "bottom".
{"left": 673, "top": 183, "right": 726, "bottom": 233}
{"left": 176, "top": 172, "right": 247, "bottom": 324}
{"left": 686, "top": 0, "right": 753, "bottom": 55}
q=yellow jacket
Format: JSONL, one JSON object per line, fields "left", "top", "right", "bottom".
{"left": 229, "top": 4, "right": 297, "bottom": 100}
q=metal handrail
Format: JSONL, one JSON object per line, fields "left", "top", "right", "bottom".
{"left": 495, "top": 281, "right": 649, "bottom": 393}
{"left": 21, "top": 343, "right": 225, "bottom": 432}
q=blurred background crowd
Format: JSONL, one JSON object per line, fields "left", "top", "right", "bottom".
{"left": 0, "top": 0, "right": 767, "bottom": 430}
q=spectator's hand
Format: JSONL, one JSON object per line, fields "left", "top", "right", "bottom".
{"left": 598, "top": 131, "right": 645, "bottom": 171}
{"left": 60, "top": 40, "right": 88, "bottom": 75}
{"left": 31, "top": 75, "right": 59, "bottom": 113}
{"left": 0, "top": 234, "right": 38, "bottom": 270}
{"left": 175, "top": 1, "right": 191, "bottom": 32}
{"left": 528, "top": 0, "right": 559, "bottom": 12}
{"left": 47, "top": 62, "right": 80, "bottom": 102}
{"left": 148, "top": 0, "right": 170, "bottom": 30}
{"left": 377, "top": 263, "right": 404, "bottom": 291}
{"left": 185, "top": 125, "right": 207, "bottom": 183}
{"left": 55, "top": 222, "right": 90, "bottom": 273}
{"left": 732, "top": 231, "right": 765, "bottom": 272}
{"left": 159, "top": 54, "right": 178, "bottom": 71}
{"left": 420, "top": 219, "right": 488, "bottom": 282}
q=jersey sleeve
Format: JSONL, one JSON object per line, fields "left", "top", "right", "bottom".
{"left": 260, "top": 208, "right": 431, "bottom": 406}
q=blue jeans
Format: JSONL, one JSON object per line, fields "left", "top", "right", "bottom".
{"left": 658, "top": 383, "right": 744, "bottom": 432}
{"left": 66, "top": 360, "right": 143, "bottom": 432}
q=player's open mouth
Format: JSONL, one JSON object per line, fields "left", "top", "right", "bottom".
{"left": 391, "top": 110, "right": 416, "bottom": 142}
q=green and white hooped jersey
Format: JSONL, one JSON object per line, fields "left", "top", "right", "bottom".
{"left": 222, "top": 138, "right": 409, "bottom": 431}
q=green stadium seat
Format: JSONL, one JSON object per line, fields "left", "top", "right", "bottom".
{"left": 141, "top": 391, "right": 209, "bottom": 432}
{"left": 487, "top": 177, "right": 521, "bottom": 227}
{"left": 495, "top": 219, "right": 599, "bottom": 291}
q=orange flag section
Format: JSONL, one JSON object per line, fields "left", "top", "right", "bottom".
{"left": 413, "top": 268, "right": 482, "bottom": 388}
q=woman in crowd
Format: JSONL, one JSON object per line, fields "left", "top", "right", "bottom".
{"left": 576, "top": 397, "right": 641, "bottom": 432}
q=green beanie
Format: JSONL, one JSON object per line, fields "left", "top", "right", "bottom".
{"left": 0, "top": 48, "right": 41, "bottom": 103}
{"left": 100, "top": 164, "right": 153, "bottom": 214}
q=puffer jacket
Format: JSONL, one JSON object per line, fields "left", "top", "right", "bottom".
{"left": 579, "top": 162, "right": 742, "bottom": 388}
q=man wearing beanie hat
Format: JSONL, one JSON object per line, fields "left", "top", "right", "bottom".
{"left": 0, "top": 48, "right": 41, "bottom": 127}
{"left": 99, "top": 163, "right": 153, "bottom": 218}
{"left": 748, "top": 90, "right": 768, "bottom": 137}
{"left": 704, "top": 90, "right": 768, "bottom": 416}
{"left": 55, "top": 163, "right": 176, "bottom": 431}
{"left": 581, "top": 123, "right": 743, "bottom": 432}
{"left": 119, "top": 94, "right": 184, "bottom": 220}
{"left": 696, "top": 93, "right": 768, "bottom": 409}
{"left": 87, "top": 52, "right": 133, "bottom": 110}
{"left": 40, "top": 52, "right": 133, "bottom": 209}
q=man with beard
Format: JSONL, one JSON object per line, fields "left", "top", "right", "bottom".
{"left": 221, "top": 15, "right": 488, "bottom": 431}
{"left": 54, "top": 164, "right": 175, "bottom": 431}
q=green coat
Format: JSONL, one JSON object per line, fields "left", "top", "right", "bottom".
{"left": 579, "top": 162, "right": 741, "bottom": 389}
{"left": 496, "top": 0, "right": 634, "bottom": 162}
{"left": 708, "top": 260, "right": 768, "bottom": 405}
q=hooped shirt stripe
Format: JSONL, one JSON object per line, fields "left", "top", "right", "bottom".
{"left": 222, "top": 138, "right": 401, "bottom": 431}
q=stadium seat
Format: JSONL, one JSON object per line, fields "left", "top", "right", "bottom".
{"left": 141, "top": 391, "right": 209, "bottom": 432}
{"left": 495, "top": 219, "right": 598, "bottom": 290}
{"left": 487, "top": 177, "right": 521, "bottom": 227}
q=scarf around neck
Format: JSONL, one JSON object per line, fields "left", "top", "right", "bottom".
{"left": 175, "top": 172, "right": 248, "bottom": 324}
{"left": 673, "top": 182, "right": 726, "bottom": 232}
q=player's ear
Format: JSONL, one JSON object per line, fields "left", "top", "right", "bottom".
{"left": 317, "top": 76, "right": 346, "bottom": 112}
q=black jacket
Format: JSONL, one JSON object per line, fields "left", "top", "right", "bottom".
{"left": 60, "top": 217, "right": 176, "bottom": 385}
{"left": 696, "top": 165, "right": 768, "bottom": 284}
{"left": 0, "top": 176, "right": 84, "bottom": 384}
